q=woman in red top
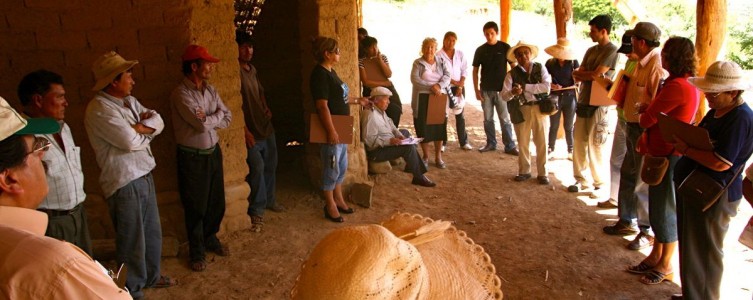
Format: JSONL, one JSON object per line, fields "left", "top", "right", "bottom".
{"left": 628, "top": 37, "right": 700, "bottom": 285}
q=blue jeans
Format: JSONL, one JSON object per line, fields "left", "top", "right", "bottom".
{"left": 246, "top": 133, "right": 279, "bottom": 217}
{"left": 320, "top": 144, "right": 348, "bottom": 191}
{"left": 617, "top": 122, "right": 651, "bottom": 234}
{"left": 548, "top": 91, "right": 576, "bottom": 152}
{"left": 481, "top": 90, "right": 516, "bottom": 151}
{"left": 107, "top": 173, "right": 162, "bottom": 299}
{"left": 648, "top": 155, "right": 679, "bottom": 243}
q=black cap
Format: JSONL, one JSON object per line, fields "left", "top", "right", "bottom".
{"left": 617, "top": 32, "right": 632, "bottom": 54}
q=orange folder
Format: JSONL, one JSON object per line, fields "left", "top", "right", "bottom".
{"left": 426, "top": 93, "right": 447, "bottom": 125}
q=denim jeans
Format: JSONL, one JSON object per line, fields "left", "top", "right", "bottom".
{"left": 481, "top": 90, "right": 515, "bottom": 151}
{"left": 107, "top": 173, "right": 162, "bottom": 299}
{"left": 246, "top": 133, "right": 279, "bottom": 217}
{"left": 609, "top": 119, "right": 627, "bottom": 201}
{"left": 548, "top": 91, "right": 576, "bottom": 152}
{"left": 320, "top": 144, "right": 348, "bottom": 191}
{"left": 617, "top": 122, "right": 651, "bottom": 234}
{"left": 648, "top": 155, "right": 679, "bottom": 243}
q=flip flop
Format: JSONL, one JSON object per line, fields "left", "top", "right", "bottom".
{"left": 626, "top": 262, "right": 655, "bottom": 274}
{"left": 640, "top": 270, "right": 673, "bottom": 285}
{"left": 153, "top": 274, "right": 179, "bottom": 287}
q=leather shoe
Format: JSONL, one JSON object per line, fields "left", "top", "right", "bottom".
{"left": 597, "top": 198, "right": 618, "bottom": 208}
{"left": 627, "top": 232, "right": 655, "bottom": 250}
{"left": 537, "top": 176, "right": 549, "bottom": 184}
{"left": 504, "top": 148, "right": 519, "bottom": 156}
{"left": 671, "top": 294, "right": 683, "bottom": 300}
{"left": 478, "top": 144, "right": 496, "bottom": 153}
{"left": 514, "top": 174, "right": 531, "bottom": 181}
{"left": 602, "top": 221, "right": 639, "bottom": 236}
{"left": 266, "top": 203, "right": 286, "bottom": 213}
{"left": 412, "top": 175, "right": 436, "bottom": 187}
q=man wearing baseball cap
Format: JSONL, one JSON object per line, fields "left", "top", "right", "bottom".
{"left": 84, "top": 51, "right": 175, "bottom": 298}
{"left": 170, "top": 44, "right": 232, "bottom": 272}
{"left": 361, "top": 87, "right": 435, "bottom": 187}
{"left": 0, "top": 96, "right": 131, "bottom": 299}
{"left": 603, "top": 22, "right": 666, "bottom": 252}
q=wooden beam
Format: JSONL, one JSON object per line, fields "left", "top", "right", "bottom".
{"left": 695, "top": 0, "right": 727, "bottom": 119}
{"left": 500, "top": 0, "right": 511, "bottom": 42}
{"left": 553, "top": 0, "right": 573, "bottom": 38}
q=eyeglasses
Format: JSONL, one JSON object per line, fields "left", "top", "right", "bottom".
{"left": 328, "top": 48, "right": 340, "bottom": 55}
{"left": 704, "top": 92, "right": 724, "bottom": 99}
{"left": 27, "top": 137, "right": 52, "bottom": 157}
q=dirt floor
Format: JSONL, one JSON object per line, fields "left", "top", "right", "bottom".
{"left": 144, "top": 103, "right": 753, "bottom": 300}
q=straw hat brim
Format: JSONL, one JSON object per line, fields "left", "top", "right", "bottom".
{"left": 91, "top": 60, "right": 139, "bottom": 91}
{"left": 544, "top": 45, "right": 578, "bottom": 61}
{"left": 381, "top": 213, "right": 504, "bottom": 300}
{"left": 688, "top": 77, "right": 753, "bottom": 93}
{"left": 507, "top": 43, "right": 539, "bottom": 63}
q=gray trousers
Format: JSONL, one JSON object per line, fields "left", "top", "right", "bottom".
{"left": 44, "top": 204, "right": 93, "bottom": 255}
{"left": 677, "top": 190, "right": 740, "bottom": 300}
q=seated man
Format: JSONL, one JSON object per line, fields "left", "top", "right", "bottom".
{"left": 362, "top": 87, "right": 435, "bottom": 187}
{"left": 0, "top": 96, "right": 130, "bottom": 299}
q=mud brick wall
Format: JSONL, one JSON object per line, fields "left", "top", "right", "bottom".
{"left": 0, "top": 0, "right": 250, "bottom": 246}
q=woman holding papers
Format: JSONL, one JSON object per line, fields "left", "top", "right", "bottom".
{"left": 359, "top": 36, "right": 402, "bottom": 127}
{"left": 671, "top": 60, "right": 753, "bottom": 299}
{"left": 544, "top": 38, "right": 579, "bottom": 157}
{"left": 310, "top": 37, "right": 359, "bottom": 223}
{"left": 410, "top": 37, "right": 451, "bottom": 169}
{"left": 627, "top": 37, "right": 699, "bottom": 285}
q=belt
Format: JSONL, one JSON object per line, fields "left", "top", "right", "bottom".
{"left": 177, "top": 144, "right": 216, "bottom": 155}
{"left": 522, "top": 101, "right": 539, "bottom": 106}
{"left": 38, "top": 203, "right": 82, "bottom": 217}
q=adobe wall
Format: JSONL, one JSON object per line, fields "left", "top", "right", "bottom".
{"left": 0, "top": 0, "right": 250, "bottom": 244}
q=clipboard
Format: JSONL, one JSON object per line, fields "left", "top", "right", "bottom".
{"left": 426, "top": 93, "right": 447, "bottom": 125}
{"left": 657, "top": 113, "right": 713, "bottom": 151}
{"left": 309, "top": 114, "right": 354, "bottom": 144}
{"left": 589, "top": 79, "right": 616, "bottom": 106}
{"left": 607, "top": 70, "right": 630, "bottom": 106}
{"left": 362, "top": 57, "right": 388, "bottom": 82}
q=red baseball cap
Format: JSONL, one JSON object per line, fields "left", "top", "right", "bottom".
{"left": 181, "top": 45, "right": 220, "bottom": 62}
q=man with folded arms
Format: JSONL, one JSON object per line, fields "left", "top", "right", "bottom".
{"left": 0, "top": 96, "right": 130, "bottom": 299}
{"left": 170, "top": 44, "right": 232, "bottom": 272}
{"left": 17, "top": 70, "right": 92, "bottom": 255}
{"left": 362, "top": 87, "right": 435, "bottom": 187}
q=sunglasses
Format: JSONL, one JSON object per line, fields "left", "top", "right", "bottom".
{"left": 704, "top": 92, "right": 725, "bottom": 99}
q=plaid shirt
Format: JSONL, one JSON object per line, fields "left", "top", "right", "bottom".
{"left": 34, "top": 122, "right": 86, "bottom": 210}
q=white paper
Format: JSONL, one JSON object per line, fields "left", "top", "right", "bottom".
{"left": 398, "top": 137, "right": 423, "bottom": 145}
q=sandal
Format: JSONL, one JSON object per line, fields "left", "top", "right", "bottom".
{"left": 250, "top": 215, "right": 264, "bottom": 233}
{"left": 152, "top": 274, "right": 179, "bottom": 287}
{"left": 435, "top": 160, "right": 446, "bottom": 169}
{"left": 640, "top": 270, "right": 673, "bottom": 285}
{"left": 626, "top": 261, "right": 655, "bottom": 274}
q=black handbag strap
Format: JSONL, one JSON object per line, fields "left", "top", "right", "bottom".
{"left": 696, "top": 163, "right": 745, "bottom": 193}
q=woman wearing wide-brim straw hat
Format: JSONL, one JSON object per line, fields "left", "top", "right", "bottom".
{"left": 671, "top": 60, "right": 753, "bottom": 300}
{"left": 543, "top": 38, "right": 580, "bottom": 157}
{"left": 291, "top": 212, "right": 503, "bottom": 300}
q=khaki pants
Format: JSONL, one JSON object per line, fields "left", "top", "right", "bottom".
{"left": 572, "top": 106, "right": 609, "bottom": 188}
{"left": 513, "top": 105, "right": 549, "bottom": 177}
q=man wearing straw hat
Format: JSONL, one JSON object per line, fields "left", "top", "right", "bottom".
{"left": 501, "top": 41, "right": 552, "bottom": 184}
{"left": 568, "top": 15, "right": 618, "bottom": 197}
{"left": 603, "top": 22, "right": 665, "bottom": 252}
{"left": 170, "top": 44, "right": 232, "bottom": 272}
{"left": 543, "top": 38, "right": 579, "bottom": 159}
{"left": 84, "top": 51, "right": 176, "bottom": 298}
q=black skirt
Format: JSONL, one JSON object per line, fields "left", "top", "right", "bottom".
{"left": 415, "top": 93, "right": 447, "bottom": 142}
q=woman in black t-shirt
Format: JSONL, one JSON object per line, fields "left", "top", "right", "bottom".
{"left": 310, "top": 37, "right": 359, "bottom": 223}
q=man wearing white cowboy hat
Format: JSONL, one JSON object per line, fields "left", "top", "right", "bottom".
{"left": 501, "top": 41, "right": 552, "bottom": 184}
{"left": 603, "top": 21, "right": 666, "bottom": 252}
{"left": 84, "top": 51, "right": 175, "bottom": 298}
{"left": 362, "top": 87, "right": 436, "bottom": 187}
{"left": 672, "top": 60, "right": 753, "bottom": 300}
{"left": 544, "top": 38, "right": 579, "bottom": 159}
{"left": 0, "top": 96, "right": 131, "bottom": 299}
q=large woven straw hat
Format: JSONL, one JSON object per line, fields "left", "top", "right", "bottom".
{"left": 291, "top": 212, "right": 504, "bottom": 300}
{"left": 507, "top": 40, "right": 539, "bottom": 63}
{"left": 544, "top": 38, "right": 578, "bottom": 60}
{"left": 688, "top": 61, "right": 752, "bottom": 93}
{"left": 91, "top": 51, "right": 138, "bottom": 91}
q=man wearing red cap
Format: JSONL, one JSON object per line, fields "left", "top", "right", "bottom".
{"left": 170, "top": 44, "right": 232, "bottom": 272}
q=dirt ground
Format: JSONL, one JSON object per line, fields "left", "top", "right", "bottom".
{"left": 145, "top": 102, "right": 753, "bottom": 300}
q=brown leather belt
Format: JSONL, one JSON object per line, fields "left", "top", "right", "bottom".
{"left": 38, "top": 203, "right": 81, "bottom": 217}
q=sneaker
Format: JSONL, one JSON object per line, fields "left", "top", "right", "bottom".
{"left": 478, "top": 144, "right": 496, "bottom": 153}
{"left": 597, "top": 198, "right": 618, "bottom": 208}
{"left": 627, "top": 232, "right": 655, "bottom": 250}
{"left": 602, "top": 221, "right": 639, "bottom": 236}
{"left": 461, "top": 144, "right": 473, "bottom": 150}
{"left": 266, "top": 203, "right": 286, "bottom": 213}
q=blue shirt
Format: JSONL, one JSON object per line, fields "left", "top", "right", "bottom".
{"left": 674, "top": 102, "right": 753, "bottom": 201}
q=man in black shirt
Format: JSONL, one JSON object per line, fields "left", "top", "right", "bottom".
{"left": 472, "top": 21, "right": 518, "bottom": 155}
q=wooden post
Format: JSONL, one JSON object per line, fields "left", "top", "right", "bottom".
{"left": 500, "top": 0, "right": 511, "bottom": 42}
{"left": 695, "top": 0, "right": 727, "bottom": 119}
{"left": 553, "top": 0, "right": 573, "bottom": 39}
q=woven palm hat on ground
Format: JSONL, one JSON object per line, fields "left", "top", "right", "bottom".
{"left": 291, "top": 212, "right": 503, "bottom": 300}
{"left": 688, "top": 61, "right": 752, "bottom": 93}
{"left": 544, "top": 38, "right": 578, "bottom": 61}
{"left": 507, "top": 40, "right": 539, "bottom": 63}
